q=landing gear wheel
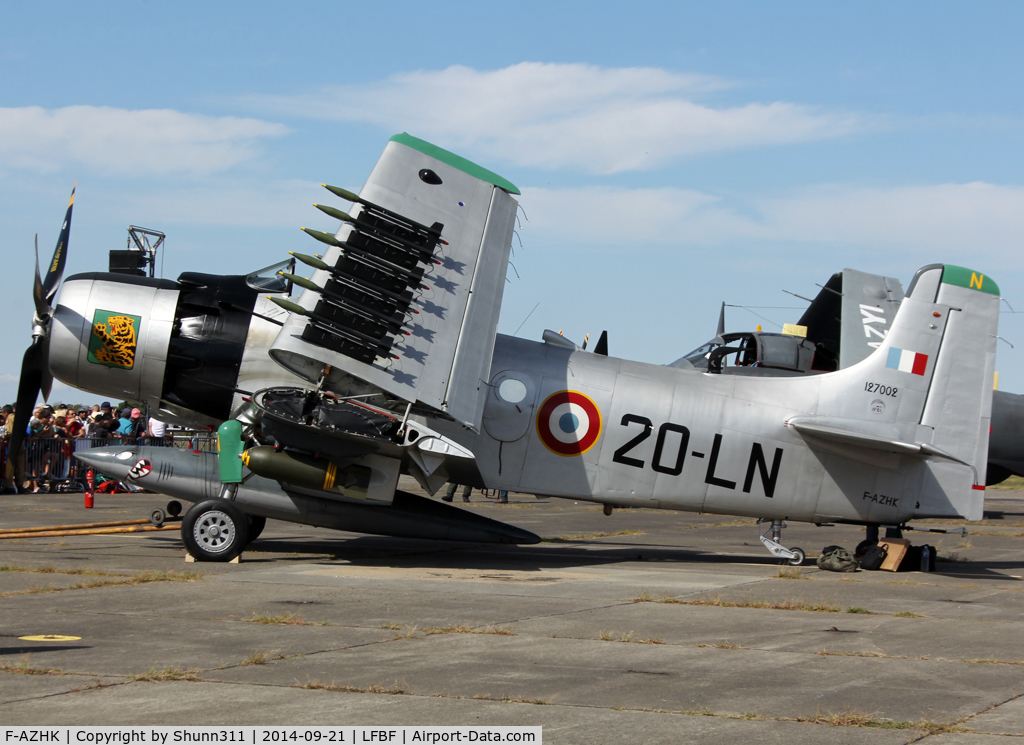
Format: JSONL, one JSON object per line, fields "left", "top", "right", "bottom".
{"left": 788, "top": 547, "right": 806, "bottom": 566}
{"left": 181, "top": 499, "right": 249, "bottom": 562}
{"left": 166, "top": 500, "right": 182, "bottom": 517}
{"left": 246, "top": 515, "right": 266, "bottom": 545}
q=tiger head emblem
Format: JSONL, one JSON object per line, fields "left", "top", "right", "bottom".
{"left": 88, "top": 311, "right": 140, "bottom": 369}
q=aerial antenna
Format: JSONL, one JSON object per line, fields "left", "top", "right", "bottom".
{"left": 716, "top": 301, "right": 726, "bottom": 339}
{"left": 814, "top": 283, "right": 843, "bottom": 298}
{"left": 513, "top": 302, "right": 540, "bottom": 337}
{"left": 782, "top": 289, "right": 814, "bottom": 303}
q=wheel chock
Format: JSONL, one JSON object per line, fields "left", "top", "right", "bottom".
{"left": 184, "top": 550, "right": 240, "bottom": 563}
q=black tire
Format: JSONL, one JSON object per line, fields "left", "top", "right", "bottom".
{"left": 166, "top": 500, "right": 183, "bottom": 517}
{"left": 788, "top": 547, "right": 806, "bottom": 566}
{"left": 181, "top": 499, "right": 249, "bottom": 562}
{"left": 150, "top": 508, "right": 166, "bottom": 527}
{"left": 246, "top": 515, "right": 267, "bottom": 545}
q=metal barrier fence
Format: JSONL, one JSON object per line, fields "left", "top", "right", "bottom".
{"left": 0, "top": 434, "right": 219, "bottom": 491}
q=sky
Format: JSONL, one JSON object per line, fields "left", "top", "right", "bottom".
{"left": 2, "top": 1, "right": 1024, "bottom": 404}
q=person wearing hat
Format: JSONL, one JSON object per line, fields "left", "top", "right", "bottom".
{"left": 67, "top": 409, "right": 88, "bottom": 438}
{"left": 128, "top": 408, "right": 145, "bottom": 438}
{"left": 116, "top": 408, "right": 133, "bottom": 437}
{"left": 85, "top": 411, "right": 109, "bottom": 439}
{"left": 96, "top": 402, "right": 113, "bottom": 426}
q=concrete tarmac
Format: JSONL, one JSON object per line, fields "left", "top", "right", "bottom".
{"left": 2, "top": 478, "right": 1023, "bottom": 743}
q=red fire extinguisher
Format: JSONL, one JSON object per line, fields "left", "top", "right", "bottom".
{"left": 84, "top": 468, "right": 94, "bottom": 509}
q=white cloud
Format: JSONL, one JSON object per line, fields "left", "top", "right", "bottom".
{"left": 519, "top": 182, "right": 1024, "bottom": 260}
{"left": 756, "top": 183, "right": 1024, "bottom": 252}
{"left": 110, "top": 179, "right": 320, "bottom": 228}
{"left": 247, "top": 62, "right": 868, "bottom": 174}
{"left": 0, "top": 106, "right": 287, "bottom": 176}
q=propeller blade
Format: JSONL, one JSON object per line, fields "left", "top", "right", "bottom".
{"left": 42, "top": 183, "right": 74, "bottom": 304}
{"left": 32, "top": 235, "right": 48, "bottom": 320}
{"left": 9, "top": 184, "right": 75, "bottom": 487}
{"left": 40, "top": 339, "right": 53, "bottom": 403}
{"left": 7, "top": 338, "right": 46, "bottom": 489}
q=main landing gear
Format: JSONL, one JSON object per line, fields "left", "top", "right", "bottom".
{"left": 757, "top": 518, "right": 805, "bottom": 566}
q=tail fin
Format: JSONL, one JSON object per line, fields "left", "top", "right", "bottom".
{"left": 792, "top": 264, "right": 998, "bottom": 520}
{"left": 916, "top": 265, "right": 999, "bottom": 487}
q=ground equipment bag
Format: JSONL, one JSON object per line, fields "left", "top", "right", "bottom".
{"left": 817, "top": 545, "right": 859, "bottom": 572}
{"left": 899, "top": 544, "right": 937, "bottom": 572}
{"left": 859, "top": 543, "right": 888, "bottom": 571}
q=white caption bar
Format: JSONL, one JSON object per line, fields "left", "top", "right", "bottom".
{"left": 2, "top": 728, "right": 541, "bottom": 745}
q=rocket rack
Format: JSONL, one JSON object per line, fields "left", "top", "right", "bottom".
{"left": 282, "top": 184, "right": 444, "bottom": 366}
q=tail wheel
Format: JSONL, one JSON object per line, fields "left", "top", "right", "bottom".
{"left": 181, "top": 499, "right": 249, "bottom": 562}
{"left": 788, "top": 547, "right": 806, "bottom": 566}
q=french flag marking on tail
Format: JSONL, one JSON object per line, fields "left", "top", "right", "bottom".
{"left": 886, "top": 347, "right": 928, "bottom": 376}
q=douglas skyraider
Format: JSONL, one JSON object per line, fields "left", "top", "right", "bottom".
{"left": 12, "top": 135, "right": 999, "bottom": 563}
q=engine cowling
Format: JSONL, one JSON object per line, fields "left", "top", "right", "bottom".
{"left": 50, "top": 271, "right": 292, "bottom": 422}
{"left": 50, "top": 273, "right": 179, "bottom": 407}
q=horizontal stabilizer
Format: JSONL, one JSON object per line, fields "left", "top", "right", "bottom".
{"left": 787, "top": 417, "right": 973, "bottom": 468}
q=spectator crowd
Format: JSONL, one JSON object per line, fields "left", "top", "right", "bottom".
{"left": 0, "top": 401, "right": 168, "bottom": 442}
{"left": 0, "top": 401, "right": 171, "bottom": 493}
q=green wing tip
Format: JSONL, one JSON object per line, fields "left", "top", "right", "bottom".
{"left": 388, "top": 132, "right": 520, "bottom": 195}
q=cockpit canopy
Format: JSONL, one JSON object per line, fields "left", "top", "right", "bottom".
{"left": 671, "top": 331, "right": 833, "bottom": 375}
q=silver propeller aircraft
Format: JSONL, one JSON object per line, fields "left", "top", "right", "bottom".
{"left": 12, "top": 134, "right": 1001, "bottom": 563}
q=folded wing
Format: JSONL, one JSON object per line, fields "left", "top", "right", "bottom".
{"left": 269, "top": 133, "right": 520, "bottom": 430}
